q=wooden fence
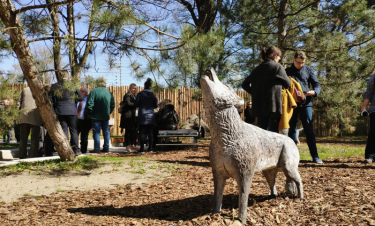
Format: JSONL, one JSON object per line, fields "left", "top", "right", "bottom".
{"left": 11, "top": 84, "right": 369, "bottom": 137}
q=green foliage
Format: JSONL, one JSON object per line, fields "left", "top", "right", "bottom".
{"left": 239, "top": 0, "right": 375, "bottom": 135}
{"left": 21, "top": 11, "right": 50, "bottom": 37}
{"left": 0, "top": 77, "right": 21, "bottom": 134}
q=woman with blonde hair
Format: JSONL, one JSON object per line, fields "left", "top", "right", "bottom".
{"left": 120, "top": 83, "right": 138, "bottom": 152}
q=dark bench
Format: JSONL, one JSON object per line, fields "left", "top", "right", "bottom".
{"left": 156, "top": 129, "right": 199, "bottom": 148}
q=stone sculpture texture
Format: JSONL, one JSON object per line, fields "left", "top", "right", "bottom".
{"left": 180, "top": 114, "right": 210, "bottom": 138}
{"left": 200, "top": 68, "right": 303, "bottom": 225}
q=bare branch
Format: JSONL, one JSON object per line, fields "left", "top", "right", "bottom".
{"left": 16, "top": 0, "right": 81, "bottom": 14}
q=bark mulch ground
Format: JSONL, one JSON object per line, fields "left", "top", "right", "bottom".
{"left": 0, "top": 141, "right": 375, "bottom": 225}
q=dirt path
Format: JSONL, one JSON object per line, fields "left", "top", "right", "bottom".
{"left": 0, "top": 159, "right": 170, "bottom": 203}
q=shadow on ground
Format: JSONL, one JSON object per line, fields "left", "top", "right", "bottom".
{"left": 157, "top": 159, "right": 211, "bottom": 167}
{"left": 67, "top": 194, "right": 280, "bottom": 222}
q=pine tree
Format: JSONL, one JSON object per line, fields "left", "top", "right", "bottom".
{"left": 238, "top": 0, "right": 375, "bottom": 135}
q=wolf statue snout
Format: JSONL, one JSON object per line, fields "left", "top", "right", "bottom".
{"left": 200, "top": 68, "right": 303, "bottom": 225}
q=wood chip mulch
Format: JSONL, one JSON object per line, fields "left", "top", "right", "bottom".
{"left": 0, "top": 141, "right": 375, "bottom": 225}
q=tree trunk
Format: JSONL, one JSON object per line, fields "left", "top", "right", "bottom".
{"left": 67, "top": 2, "right": 79, "bottom": 79}
{"left": 277, "top": 0, "right": 288, "bottom": 66}
{"left": 0, "top": 0, "right": 76, "bottom": 161}
{"left": 46, "top": 0, "right": 62, "bottom": 81}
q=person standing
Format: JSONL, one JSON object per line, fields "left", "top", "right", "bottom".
{"left": 77, "top": 87, "right": 91, "bottom": 154}
{"left": 135, "top": 78, "right": 158, "bottom": 154}
{"left": 18, "top": 87, "right": 43, "bottom": 158}
{"left": 49, "top": 71, "right": 83, "bottom": 156}
{"left": 120, "top": 83, "right": 138, "bottom": 152}
{"left": 86, "top": 77, "right": 115, "bottom": 154}
{"left": 286, "top": 51, "right": 322, "bottom": 164}
{"left": 361, "top": 74, "right": 375, "bottom": 163}
{"left": 242, "top": 46, "right": 291, "bottom": 133}
{"left": 244, "top": 101, "right": 256, "bottom": 125}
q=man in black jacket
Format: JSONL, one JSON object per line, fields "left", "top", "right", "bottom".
{"left": 49, "top": 71, "right": 83, "bottom": 156}
{"left": 286, "top": 51, "right": 322, "bottom": 164}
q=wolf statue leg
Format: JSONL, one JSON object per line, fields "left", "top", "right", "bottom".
{"left": 212, "top": 172, "right": 227, "bottom": 214}
{"left": 263, "top": 168, "right": 279, "bottom": 196}
{"left": 236, "top": 171, "right": 254, "bottom": 225}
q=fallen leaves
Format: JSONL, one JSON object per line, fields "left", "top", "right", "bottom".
{"left": 0, "top": 141, "right": 374, "bottom": 225}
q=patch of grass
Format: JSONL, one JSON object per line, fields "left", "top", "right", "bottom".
{"left": 23, "top": 193, "right": 30, "bottom": 196}
{"left": 91, "top": 156, "right": 147, "bottom": 161}
{"left": 0, "top": 201, "right": 5, "bottom": 205}
{"left": 132, "top": 169, "right": 146, "bottom": 174}
{"left": 0, "top": 143, "right": 30, "bottom": 150}
{"left": 12, "top": 202, "right": 18, "bottom": 205}
{"left": 299, "top": 144, "right": 365, "bottom": 160}
{"left": 56, "top": 188, "right": 63, "bottom": 192}
{"left": 35, "top": 196, "right": 41, "bottom": 201}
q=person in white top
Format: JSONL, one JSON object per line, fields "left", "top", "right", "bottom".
{"left": 77, "top": 87, "right": 91, "bottom": 153}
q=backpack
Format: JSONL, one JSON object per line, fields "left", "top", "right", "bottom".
{"left": 118, "top": 101, "right": 126, "bottom": 114}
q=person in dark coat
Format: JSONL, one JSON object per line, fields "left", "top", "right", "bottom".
{"left": 120, "top": 83, "right": 138, "bottom": 152}
{"left": 362, "top": 73, "right": 375, "bottom": 163}
{"left": 135, "top": 78, "right": 158, "bottom": 154}
{"left": 242, "top": 46, "right": 291, "bottom": 133}
{"left": 286, "top": 51, "right": 322, "bottom": 164}
{"left": 244, "top": 101, "right": 256, "bottom": 125}
{"left": 49, "top": 71, "right": 83, "bottom": 156}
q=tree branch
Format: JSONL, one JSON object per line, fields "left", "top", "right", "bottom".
{"left": 285, "top": 1, "right": 320, "bottom": 17}
{"left": 28, "top": 36, "right": 189, "bottom": 51}
{"left": 16, "top": 0, "right": 81, "bottom": 14}
{"left": 176, "top": 0, "right": 198, "bottom": 26}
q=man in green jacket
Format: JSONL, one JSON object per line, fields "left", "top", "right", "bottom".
{"left": 86, "top": 77, "right": 115, "bottom": 153}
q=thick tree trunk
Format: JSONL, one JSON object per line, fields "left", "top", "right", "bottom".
{"left": 0, "top": 0, "right": 76, "bottom": 161}
{"left": 46, "top": 0, "right": 62, "bottom": 81}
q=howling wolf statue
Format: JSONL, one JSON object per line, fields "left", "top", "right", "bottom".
{"left": 200, "top": 68, "right": 303, "bottom": 225}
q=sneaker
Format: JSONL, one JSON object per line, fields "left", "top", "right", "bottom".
{"left": 313, "top": 157, "right": 323, "bottom": 164}
{"left": 364, "top": 158, "right": 373, "bottom": 164}
{"left": 89, "top": 150, "right": 101, "bottom": 154}
{"left": 138, "top": 150, "right": 145, "bottom": 154}
{"left": 125, "top": 145, "right": 131, "bottom": 152}
{"left": 75, "top": 151, "right": 82, "bottom": 156}
{"left": 101, "top": 149, "right": 109, "bottom": 152}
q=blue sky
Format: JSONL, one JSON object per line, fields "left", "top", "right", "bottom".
{"left": 0, "top": 0, "right": 171, "bottom": 87}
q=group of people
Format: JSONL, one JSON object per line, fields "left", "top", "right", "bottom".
{"left": 13, "top": 48, "right": 375, "bottom": 163}
{"left": 119, "top": 78, "right": 179, "bottom": 154}
{"left": 242, "top": 48, "right": 323, "bottom": 163}
{"left": 19, "top": 71, "right": 115, "bottom": 158}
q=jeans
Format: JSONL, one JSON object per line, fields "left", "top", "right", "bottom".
{"left": 92, "top": 120, "right": 110, "bottom": 151}
{"left": 288, "top": 106, "right": 319, "bottom": 158}
{"left": 258, "top": 116, "right": 280, "bottom": 133}
{"left": 139, "top": 125, "right": 154, "bottom": 152}
{"left": 365, "top": 113, "right": 375, "bottom": 159}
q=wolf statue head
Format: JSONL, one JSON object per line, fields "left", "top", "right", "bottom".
{"left": 200, "top": 67, "right": 244, "bottom": 123}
